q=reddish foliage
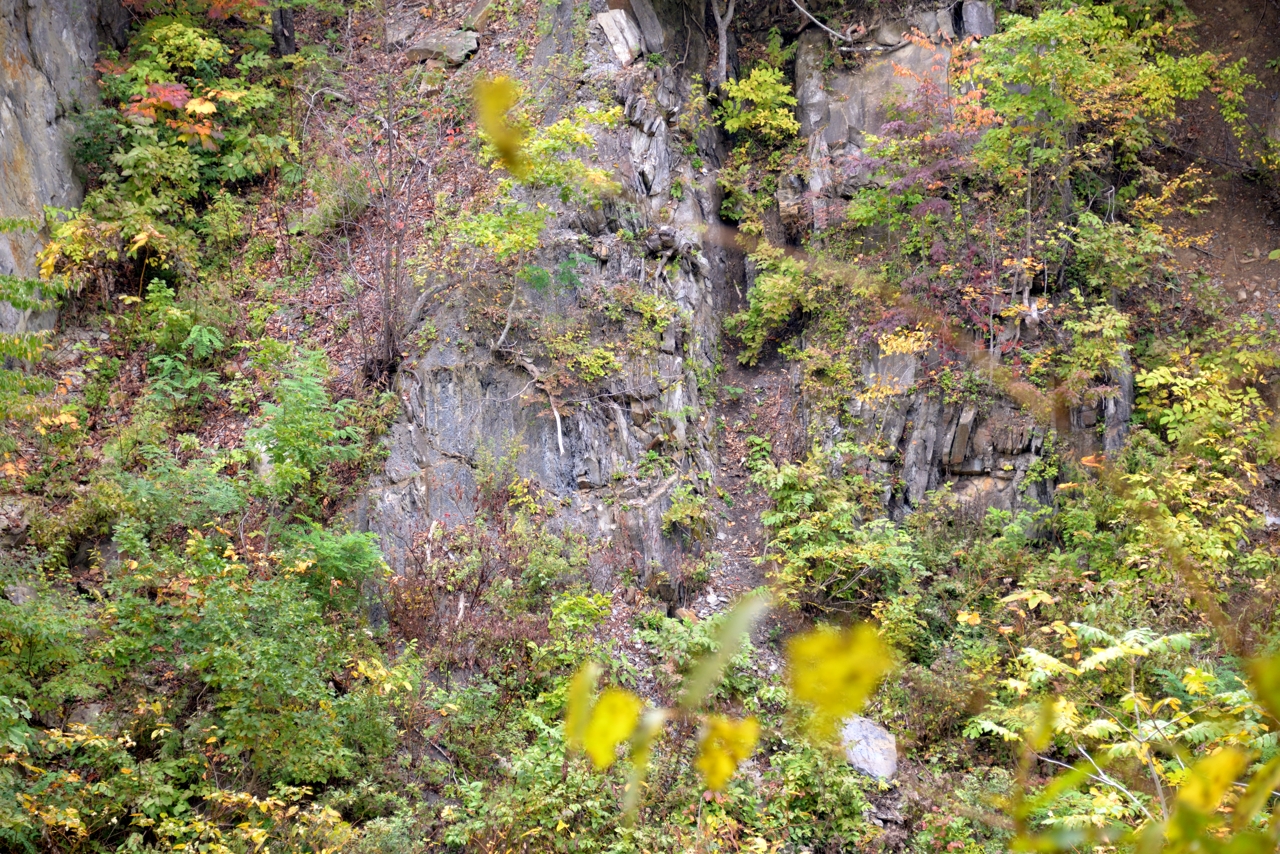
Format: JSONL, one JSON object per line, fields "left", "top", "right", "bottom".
{"left": 125, "top": 82, "right": 191, "bottom": 119}
{"left": 206, "top": 0, "right": 267, "bottom": 21}
{"left": 121, "top": 0, "right": 265, "bottom": 20}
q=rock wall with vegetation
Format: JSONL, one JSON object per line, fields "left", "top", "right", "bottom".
{"left": 2, "top": 0, "right": 1280, "bottom": 852}
{"left": 0, "top": 0, "right": 127, "bottom": 330}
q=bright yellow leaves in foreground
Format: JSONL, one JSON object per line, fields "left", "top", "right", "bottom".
{"left": 473, "top": 76, "right": 527, "bottom": 179}
{"left": 695, "top": 715, "right": 760, "bottom": 791}
{"left": 564, "top": 596, "right": 894, "bottom": 807}
{"left": 786, "top": 623, "right": 891, "bottom": 741}
{"left": 1175, "top": 748, "right": 1249, "bottom": 815}
{"left": 583, "top": 689, "right": 643, "bottom": 770}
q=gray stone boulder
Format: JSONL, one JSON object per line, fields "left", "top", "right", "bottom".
{"left": 0, "top": 495, "right": 35, "bottom": 548}
{"left": 596, "top": 10, "right": 643, "bottom": 65}
{"left": 385, "top": 15, "right": 420, "bottom": 49}
{"left": 4, "top": 583, "right": 36, "bottom": 606}
{"left": 463, "top": 0, "right": 495, "bottom": 31}
{"left": 875, "top": 21, "right": 906, "bottom": 46}
{"left": 962, "top": 0, "right": 997, "bottom": 37}
{"left": 841, "top": 715, "right": 898, "bottom": 780}
{"left": 406, "top": 31, "right": 479, "bottom": 65}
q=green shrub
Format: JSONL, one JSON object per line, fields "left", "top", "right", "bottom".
{"left": 716, "top": 66, "right": 800, "bottom": 143}
{"left": 0, "top": 218, "right": 72, "bottom": 420}
{"left": 724, "top": 242, "right": 811, "bottom": 365}
{"left": 0, "top": 577, "right": 104, "bottom": 715}
{"left": 755, "top": 442, "right": 914, "bottom": 607}
{"left": 298, "top": 157, "right": 371, "bottom": 235}
{"left": 661, "top": 482, "right": 710, "bottom": 541}
{"left": 246, "top": 351, "right": 361, "bottom": 500}
{"left": 277, "top": 522, "right": 387, "bottom": 610}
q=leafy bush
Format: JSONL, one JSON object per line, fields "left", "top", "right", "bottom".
{"left": 277, "top": 522, "right": 387, "bottom": 611}
{"left": 661, "top": 482, "right": 710, "bottom": 541}
{"left": 716, "top": 66, "right": 800, "bottom": 142}
{"left": 754, "top": 442, "right": 913, "bottom": 607}
{"left": 246, "top": 351, "right": 362, "bottom": 500}
{"left": 40, "top": 14, "right": 295, "bottom": 287}
{"left": 0, "top": 218, "right": 73, "bottom": 420}
{"left": 724, "top": 242, "right": 812, "bottom": 365}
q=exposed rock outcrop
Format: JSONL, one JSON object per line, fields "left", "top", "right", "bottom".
{"left": 363, "top": 2, "right": 733, "bottom": 591}
{"left": 790, "top": 10, "right": 1133, "bottom": 518}
{"left": 0, "top": 0, "right": 126, "bottom": 330}
{"left": 405, "top": 31, "right": 479, "bottom": 65}
{"left": 841, "top": 715, "right": 898, "bottom": 779}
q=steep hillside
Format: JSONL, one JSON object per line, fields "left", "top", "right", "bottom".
{"left": 2, "top": 0, "right": 1280, "bottom": 851}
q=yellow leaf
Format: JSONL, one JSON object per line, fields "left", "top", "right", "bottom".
{"left": 583, "top": 688, "right": 642, "bottom": 769}
{"left": 185, "top": 97, "right": 218, "bottom": 115}
{"left": 695, "top": 715, "right": 759, "bottom": 791}
{"left": 1249, "top": 655, "right": 1280, "bottom": 722}
{"left": 206, "top": 88, "right": 247, "bottom": 102}
{"left": 128, "top": 230, "right": 150, "bottom": 253}
{"left": 564, "top": 662, "right": 600, "bottom": 754}
{"left": 474, "top": 76, "right": 527, "bottom": 179}
{"left": 786, "top": 623, "right": 891, "bottom": 741}
{"left": 1177, "top": 748, "right": 1249, "bottom": 815}
{"left": 1233, "top": 754, "right": 1280, "bottom": 831}
{"left": 956, "top": 611, "right": 981, "bottom": 626}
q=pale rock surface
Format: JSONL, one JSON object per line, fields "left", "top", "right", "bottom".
{"left": 596, "top": 10, "right": 643, "bottom": 65}
{"left": 841, "top": 715, "right": 898, "bottom": 780}
{"left": 406, "top": 31, "right": 479, "bottom": 65}
{"left": 0, "top": 0, "right": 127, "bottom": 333}
{"left": 962, "top": 0, "right": 997, "bottom": 37}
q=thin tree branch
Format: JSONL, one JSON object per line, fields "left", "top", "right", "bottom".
{"left": 789, "top": 0, "right": 850, "bottom": 42}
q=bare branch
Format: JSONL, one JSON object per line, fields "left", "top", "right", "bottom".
{"left": 789, "top": 0, "right": 850, "bottom": 43}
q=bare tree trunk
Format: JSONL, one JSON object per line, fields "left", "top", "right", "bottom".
{"left": 709, "top": 0, "right": 735, "bottom": 88}
{"left": 272, "top": 6, "right": 296, "bottom": 56}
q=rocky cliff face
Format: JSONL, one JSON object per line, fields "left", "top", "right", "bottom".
{"left": 362, "top": 0, "right": 1134, "bottom": 597}
{"left": 0, "top": 0, "right": 126, "bottom": 330}
{"left": 360, "top": 0, "right": 732, "bottom": 594}
{"left": 786, "top": 9, "right": 1132, "bottom": 520}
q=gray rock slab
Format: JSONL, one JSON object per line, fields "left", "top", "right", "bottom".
{"left": 627, "top": 0, "right": 665, "bottom": 54}
{"left": 962, "top": 0, "right": 997, "bottom": 37}
{"left": 463, "top": 0, "right": 495, "bottom": 31}
{"left": 4, "top": 583, "right": 36, "bottom": 606}
{"left": 841, "top": 715, "right": 897, "bottom": 779}
{"left": 875, "top": 20, "right": 906, "bottom": 46}
{"left": 385, "top": 15, "right": 420, "bottom": 48}
{"left": 406, "top": 31, "right": 479, "bottom": 65}
{"left": 596, "top": 10, "right": 643, "bottom": 65}
{"left": 66, "top": 702, "right": 105, "bottom": 727}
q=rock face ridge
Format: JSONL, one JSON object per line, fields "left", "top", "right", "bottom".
{"left": 789, "top": 9, "right": 1133, "bottom": 518}
{"left": 364, "top": 0, "right": 1132, "bottom": 592}
{"left": 362, "top": 2, "right": 731, "bottom": 591}
{"left": 0, "top": 0, "right": 126, "bottom": 330}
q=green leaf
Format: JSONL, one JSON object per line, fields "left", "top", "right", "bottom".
{"left": 678, "top": 590, "right": 770, "bottom": 712}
